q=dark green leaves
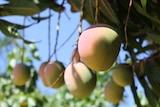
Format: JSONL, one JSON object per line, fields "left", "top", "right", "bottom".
{"left": 133, "top": 1, "right": 160, "bottom": 26}
{"left": 0, "top": 1, "right": 39, "bottom": 16}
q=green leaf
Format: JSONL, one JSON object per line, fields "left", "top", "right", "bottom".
{"left": 31, "top": 15, "right": 52, "bottom": 22}
{"left": 24, "top": 57, "right": 32, "bottom": 63}
{"left": 0, "top": 20, "right": 21, "bottom": 38}
{"left": 0, "top": 20, "right": 39, "bottom": 44}
{"left": 0, "top": 19, "right": 33, "bottom": 29}
{"left": 49, "top": 2, "right": 65, "bottom": 12}
{"left": 29, "top": 44, "right": 41, "bottom": 60}
{"left": 22, "top": 39, "right": 40, "bottom": 44}
{"left": 140, "top": 0, "right": 147, "bottom": 11}
{"left": 2, "top": 1, "right": 39, "bottom": 16}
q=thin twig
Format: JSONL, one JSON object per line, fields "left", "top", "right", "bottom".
{"left": 48, "top": 9, "right": 51, "bottom": 62}
{"left": 63, "top": 10, "right": 71, "bottom": 20}
{"left": 50, "top": 24, "right": 79, "bottom": 57}
{"left": 54, "top": 12, "right": 61, "bottom": 60}
{"left": 124, "top": 0, "right": 133, "bottom": 49}
{"left": 50, "top": 0, "right": 65, "bottom": 60}
{"left": 21, "top": 17, "right": 26, "bottom": 63}
{"left": 95, "top": 0, "right": 99, "bottom": 24}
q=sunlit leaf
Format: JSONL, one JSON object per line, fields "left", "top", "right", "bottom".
{"left": 0, "top": 20, "right": 39, "bottom": 44}
{"left": 140, "top": 0, "right": 147, "bottom": 11}
{"left": 24, "top": 57, "right": 32, "bottom": 63}
{"left": 0, "top": 20, "right": 21, "bottom": 38}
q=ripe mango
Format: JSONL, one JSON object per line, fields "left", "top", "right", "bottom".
{"left": 44, "top": 61, "right": 65, "bottom": 88}
{"left": 64, "top": 62, "right": 97, "bottom": 98}
{"left": 13, "top": 63, "right": 30, "bottom": 86}
{"left": 78, "top": 24, "right": 121, "bottom": 71}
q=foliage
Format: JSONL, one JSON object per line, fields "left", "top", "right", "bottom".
{"left": 0, "top": 0, "right": 160, "bottom": 107}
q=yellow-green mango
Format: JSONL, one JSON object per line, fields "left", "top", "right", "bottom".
{"left": 104, "top": 79, "right": 124, "bottom": 104}
{"left": 64, "top": 62, "right": 97, "bottom": 98}
{"left": 13, "top": 63, "right": 30, "bottom": 86}
{"left": 44, "top": 61, "right": 65, "bottom": 88}
{"left": 112, "top": 64, "right": 133, "bottom": 87}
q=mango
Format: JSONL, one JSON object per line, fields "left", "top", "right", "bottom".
{"left": 78, "top": 24, "right": 121, "bottom": 71}
{"left": 13, "top": 63, "right": 30, "bottom": 86}
{"left": 104, "top": 79, "right": 124, "bottom": 104}
{"left": 38, "top": 62, "right": 49, "bottom": 86}
{"left": 112, "top": 64, "right": 133, "bottom": 87}
{"left": 64, "top": 62, "right": 97, "bottom": 98}
{"left": 44, "top": 61, "right": 65, "bottom": 88}
{"left": 71, "top": 48, "right": 80, "bottom": 63}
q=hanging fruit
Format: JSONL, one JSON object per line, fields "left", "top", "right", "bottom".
{"left": 78, "top": 24, "right": 121, "bottom": 71}
{"left": 13, "top": 63, "right": 30, "bottom": 86}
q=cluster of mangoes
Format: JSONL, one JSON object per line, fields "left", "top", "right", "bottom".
{"left": 77, "top": 24, "right": 133, "bottom": 103}
{"left": 105, "top": 64, "right": 133, "bottom": 104}
{"left": 12, "top": 24, "right": 134, "bottom": 104}
{"left": 12, "top": 61, "right": 65, "bottom": 88}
